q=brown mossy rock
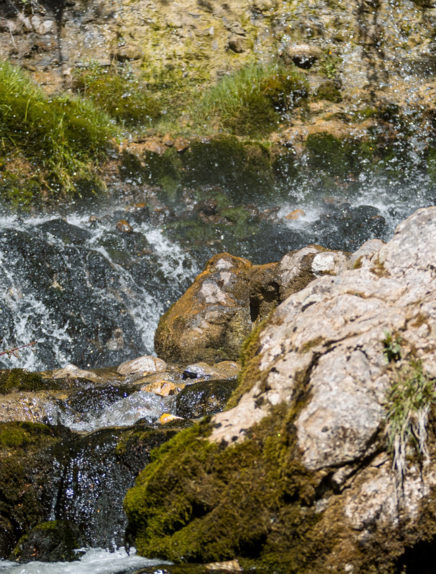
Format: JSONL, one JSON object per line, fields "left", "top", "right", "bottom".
{"left": 12, "top": 520, "right": 83, "bottom": 563}
{"left": 154, "top": 253, "right": 278, "bottom": 364}
{"left": 126, "top": 208, "right": 436, "bottom": 573}
{"left": 155, "top": 247, "right": 349, "bottom": 365}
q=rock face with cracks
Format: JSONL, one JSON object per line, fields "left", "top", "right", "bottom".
{"left": 125, "top": 208, "right": 436, "bottom": 573}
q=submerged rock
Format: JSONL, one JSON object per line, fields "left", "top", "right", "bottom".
{"left": 125, "top": 207, "right": 436, "bottom": 573}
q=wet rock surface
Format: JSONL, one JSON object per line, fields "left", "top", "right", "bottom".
{"left": 175, "top": 380, "right": 238, "bottom": 420}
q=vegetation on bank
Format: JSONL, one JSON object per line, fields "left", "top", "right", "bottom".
{"left": 0, "top": 61, "right": 116, "bottom": 205}
{"left": 0, "top": 56, "right": 433, "bottom": 208}
{"left": 194, "top": 62, "right": 308, "bottom": 137}
{"left": 383, "top": 332, "right": 436, "bottom": 483}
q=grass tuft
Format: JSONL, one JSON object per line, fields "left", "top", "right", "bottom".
{"left": 385, "top": 360, "right": 435, "bottom": 482}
{"left": 194, "top": 62, "right": 308, "bottom": 137}
{"left": 0, "top": 60, "right": 116, "bottom": 200}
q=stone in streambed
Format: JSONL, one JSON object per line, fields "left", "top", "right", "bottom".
{"left": 12, "top": 520, "right": 84, "bottom": 563}
{"left": 155, "top": 248, "right": 350, "bottom": 365}
{"left": 175, "top": 379, "right": 238, "bottom": 420}
{"left": 117, "top": 355, "right": 167, "bottom": 377}
{"left": 182, "top": 361, "right": 239, "bottom": 381}
{"left": 50, "top": 363, "right": 104, "bottom": 383}
{"left": 155, "top": 253, "right": 278, "bottom": 364}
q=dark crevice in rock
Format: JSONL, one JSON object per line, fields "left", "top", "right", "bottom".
{"left": 394, "top": 536, "right": 436, "bottom": 574}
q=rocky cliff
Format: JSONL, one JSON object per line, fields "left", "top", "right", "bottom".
{"left": 125, "top": 206, "right": 436, "bottom": 573}
{"left": 1, "top": 0, "right": 434, "bottom": 177}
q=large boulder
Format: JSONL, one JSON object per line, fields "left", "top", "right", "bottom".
{"left": 125, "top": 207, "right": 436, "bottom": 573}
{"left": 155, "top": 247, "right": 350, "bottom": 364}
{"left": 154, "top": 253, "right": 278, "bottom": 364}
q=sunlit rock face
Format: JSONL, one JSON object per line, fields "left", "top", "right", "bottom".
{"left": 209, "top": 206, "right": 436, "bottom": 566}
{"left": 125, "top": 208, "right": 435, "bottom": 573}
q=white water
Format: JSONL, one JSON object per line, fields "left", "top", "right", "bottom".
{"left": 0, "top": 547, "right": 167, "bottom": 574}
{"left": 0, "top": 209, "right": 199, "bottom": 371}
{"left": 56, "top": 391, "right": 173, "bottom": 433}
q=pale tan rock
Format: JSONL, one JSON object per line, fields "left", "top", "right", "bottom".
{"left": 158, "top": 413, "right": 184, "bottom": 424}
{"left": 117, "top": 355, "right": 167, "bottom": 376}
{"left": 0, "top": 391, "right": 68, "bottom": 424}
{"left": 210, "top": 208, "right": 436, "bottom": 470}
{"left": 277, "top": 245, "right": 349, "bottom": 300}
{"left": 50, "top": 364, "right": 104, "bottom": 383}
{"left": 214, "top": 361, "right": 240, "bottom": 379}
{"left": 206, "top": 559, "right": 242, "bottom": 571}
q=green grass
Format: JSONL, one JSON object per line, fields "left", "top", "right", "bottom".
{"left": 0, "top": 60, "right": 116, "bottom": 200}
{"left": 385, "top": 360, "right": 435, "bottom": 482}
{"left": 194, "top": 62, "right": 308, "bottom": 137}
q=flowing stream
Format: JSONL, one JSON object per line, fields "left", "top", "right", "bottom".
{"left": 0, "top": 172, "right": 433, "bottom": 372}
{"left": 0, "top": 171, "right": 434, "bottom": 573}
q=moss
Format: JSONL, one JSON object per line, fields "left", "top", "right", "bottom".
{"left": 0, "top": 421, "right": 55, "bottom": 448}
{"left": 0, "top": 369, "right": 61, "bottom": 394}
{"left": 304, "top": 132, "right": 373, "bottom": 177}
{"left": 314, "top": 81, "right": 342, "bottom": 103}
{"left": 319, "top": 53, "right": 342, "bottom": 80}
{"left": 145, "top": 148, "right": 183, "bottom": 198}
{"left": 0, "top": 421, "right": 62, "bottom": 556}
{"left": 73, "top": 64, "right": 161, "bottom": 127}
{"left": 125, "top": 408, "right": 326, "bottom": 572}
{"left": 12, "top": 519, "right": 83, "bottom": 562}
{"left": 427, "top": 147, "right": 436, "bottom": 184}
{"left": 226, "top": 318, "right": 268, "bottom": 410}
{"left": 182, "top": 136, "right": 275, "bottom": 202}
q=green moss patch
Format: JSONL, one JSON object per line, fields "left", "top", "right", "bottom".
{"left": 124, "top": 409, "right": 327, "bottom": 572}
{"left": 0, "top": 421, "right": 54, "bottom": 448}
{"left": 182, "top": 135, "right": 275, "bottom": 201}
{"left": 0, "top": 369, "right": 61, "bottom": 395}
{"left": 73, "top": 64, "right": 161, "bottom": 127}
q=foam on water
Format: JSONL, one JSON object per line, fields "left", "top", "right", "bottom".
{"left": 56, "top": 391, "right": 172, "bottom": 433}
{"left": 0, "top": 547, "right": 167, "bottom": 574}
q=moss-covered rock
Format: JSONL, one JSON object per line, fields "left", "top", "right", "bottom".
{"left": 0, "top": 369, "right": 61, "bottom": 394}
{"left": 126, "top": 208, "right": 436, "bottom": 573}
{"left": 154, "top": 252, "right": 278, "bottom": 364}
{"left": 12, "top": 520, "right": 83, "bottom": 563}
{"left": 124, "top": 411, "right": 326, "bottom": 571}
{"left": 182, "top": 136, "right": 275, "bottom": 202}
{"left": 0, "top": 422, "right": 65, "bottom": 558}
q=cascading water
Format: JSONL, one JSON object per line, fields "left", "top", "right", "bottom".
{"left": 0, "top": 172, "right": 433, "bottom": 373}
